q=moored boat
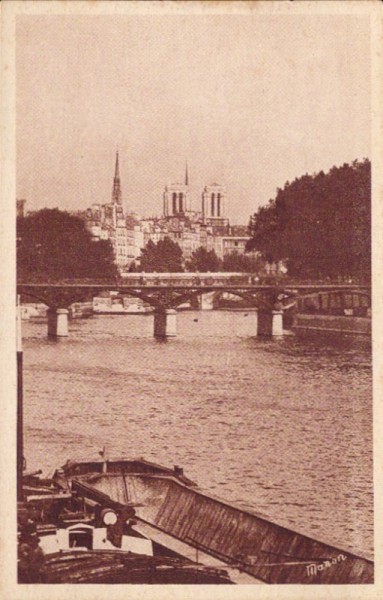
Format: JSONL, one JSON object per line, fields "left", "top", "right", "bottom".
{"left": 18, "top": 464, "right": 233, "bottom": 584}
{"left": 45, "top": 456, "right": 373, "bottom": 585}
{"left": 93, "top": 294, "right": 152, "bottom": 315}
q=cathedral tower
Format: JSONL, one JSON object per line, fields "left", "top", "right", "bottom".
{"left": 163, "top": 163, "right": 191, "bottom": 217}
{"left": 202, "top": 184, "right": 228, "bottom": 228}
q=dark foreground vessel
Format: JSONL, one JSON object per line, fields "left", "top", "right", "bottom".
{"left": 18, "top": 462, "right": 232, "bottom": 584}
{"left": 18, "top": 456, "right": 373, "bottom": 585}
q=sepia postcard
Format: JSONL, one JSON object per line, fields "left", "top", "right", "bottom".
{"left": 1, "top": 1, "right": 382, "bottom": 599}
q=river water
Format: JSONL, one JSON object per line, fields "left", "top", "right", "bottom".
{"left": 22, "top": 310, "right": 373, "bottom": 560}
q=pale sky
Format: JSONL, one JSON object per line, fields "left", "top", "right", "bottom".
{"left": 16, "top": 14, "right": 370, "bottom": 224}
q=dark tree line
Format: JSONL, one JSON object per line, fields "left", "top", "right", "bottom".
{"left": 137, "top": 239, "right": 263, "bottom": 273}
{"left": 17, "top": 209, "right": 117, "bottom": 281}
{"left": 17, "top": 208, "right": 269, "bottom": 281}
{"left": 247, "top": 159, "right": 371, "bottom": 281}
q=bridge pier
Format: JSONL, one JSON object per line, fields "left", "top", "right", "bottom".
{"left": 154, "top": 309, "right": 177, "bottom": 338}
{"left": 257, "top": 309, "right": 283, "bottom": 337}
{"left": 47, "top": 308, "right": 69, "bottom": 338}
{"left": 200, "top": 292, "right": 215, "bottom": 311}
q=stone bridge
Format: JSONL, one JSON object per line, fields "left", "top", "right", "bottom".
{"left": 17, "top": 276, "right": 371, "bottom": 339}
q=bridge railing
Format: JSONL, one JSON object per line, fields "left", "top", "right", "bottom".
{"left": 17, "top": 273, "right": 260, "bottom": 287}
{"left": 119, "top": 273, "right": 257, "bottom": 286}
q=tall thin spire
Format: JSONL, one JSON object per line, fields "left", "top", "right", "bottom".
{"left": 185, "top": 160, "right": 189, "bottom": 187}
{"left": 115, "top": 149, "right": 120, "bottom": 179}
{"left": 112, "top": 150, "right": 122, "bottom": 205}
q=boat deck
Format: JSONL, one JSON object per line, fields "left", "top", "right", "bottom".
{"left": 55, "top": 459, "right": 374, "bottom": 584}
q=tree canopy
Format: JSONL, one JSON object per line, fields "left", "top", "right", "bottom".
{"left": 186, "top": 247, "right": 222, "bottom": 272}
{"left": 17, "top": 208, "right": 118, "bottom": 281}
{"left": 247, "top": 159, "right": 371, "bottom": 281}
{"left": 139, "top": 237, "right": 184, "bottom": 272}
{"left": 222, "top": 252, "right": 265, "bottom": 273}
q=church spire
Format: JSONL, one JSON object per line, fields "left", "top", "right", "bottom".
{"left": 112, "top": 150, "right": 122, "bottom": 205}
{"left": 114, "top": 149, "right": 120, "bottom": 179}
{"left": 185, "top": 160, "right": 189, "bottom": 187}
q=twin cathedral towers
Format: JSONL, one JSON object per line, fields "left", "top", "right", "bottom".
{"left": 163, "top": 163, "right": 228, "bottom": 228}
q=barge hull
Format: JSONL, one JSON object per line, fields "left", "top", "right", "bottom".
{"left": 58, "top": 461, "right": 373, "bottom": 585}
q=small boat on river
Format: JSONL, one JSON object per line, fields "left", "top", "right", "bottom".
{"left": 93, "top": 294, "right": 152, "bottom": 315}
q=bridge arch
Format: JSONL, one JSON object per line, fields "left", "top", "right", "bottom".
{"left": 18, "top": 290, "right": 51, "bottom": 307}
